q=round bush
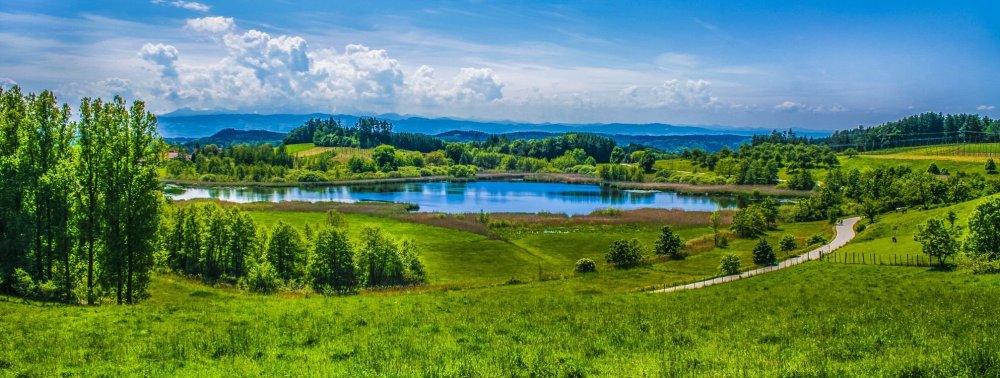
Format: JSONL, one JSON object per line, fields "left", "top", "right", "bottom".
{"left": 575, "top": 258, "right": 597, "bottom": 273}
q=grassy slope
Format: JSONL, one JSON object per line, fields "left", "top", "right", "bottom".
{"left": 2, "top": 263, "right": 998, "bottom": 376}
{"left": 244, "top": 207, "right": 831, "bottom": 290}
{"left": 834, "top": 194, "right": 994, "bottom": 263}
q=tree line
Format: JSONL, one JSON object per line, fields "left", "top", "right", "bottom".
{"left": 284, "top": 117, "right": 445, "bottom": 152}
{"left": 678, "top": 140, "right": 837, "bottom": 187}
{"left": 825, "top": 112, "right": 1000, "bottom": 151}
{"left": 0, "top": 87, "right": 163, "bottom": 304}
{"left": 161, "top": 203, "right": 426, "bottom": 294}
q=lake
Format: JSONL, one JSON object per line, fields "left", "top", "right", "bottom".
{"left": 165, "top": 180, "right": 738, "bottom": 215}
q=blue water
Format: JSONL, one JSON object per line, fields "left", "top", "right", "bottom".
{"left": 165, "top": 181, "right": 737, "bottom": 215}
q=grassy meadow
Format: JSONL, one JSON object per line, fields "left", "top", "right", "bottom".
{"left": 285, "top": 142, "right": 375, "bottom": 162}
{"left": 2, "top": 261, "right": 998, "bottom": 376}
{"left": 5, "top": 147, "right": 1000, "bottom": 376}
{"left": 219, "top": 201, "right": 833, "bottom": 290}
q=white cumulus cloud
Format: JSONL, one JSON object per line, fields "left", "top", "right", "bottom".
{"left": 185, "top": 16, "right": 234, "bottom": 33}
{"left": 451, "top": 68, "right": 504, "bottom": 102}
{"left": 649, "top": 79, "right": 718, "bottom": 108}
{"left": 978, "top": 105, "right": 996, "bottom": 111}
{"left": 130, "top": 22, "right": 502, "bottom": 113}
{"left": 138, "top": 43, "right": 180, "bottom": 79}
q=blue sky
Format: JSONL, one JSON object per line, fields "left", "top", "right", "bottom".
{"left": 1, "top": 0, "right": 998, "bottom": 130}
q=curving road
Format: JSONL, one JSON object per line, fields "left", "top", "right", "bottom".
{"left": 654, "top": 217, "right": 862, "bottom": 293}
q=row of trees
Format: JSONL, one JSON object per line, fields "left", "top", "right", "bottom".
{"left": 0, "top": 87, "right": 163, "bottom": 304}
{"left": 161, "top": 204, "right": 426, "bottom": 294}
{"left": 284, "top": 117, "right": 445, "bottom": 152}
{"left": 826, "top": 112, "right": 1000, "bottom": 151}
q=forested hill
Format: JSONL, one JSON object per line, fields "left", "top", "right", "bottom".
{"left": 166, "top": 128, "right": 285, "bottom": 147}
{"left": 823, "top": 112, "right": 1000, "bottom": 150}
{"left": 437, "top": 130, "right": 749, "bottom": 152}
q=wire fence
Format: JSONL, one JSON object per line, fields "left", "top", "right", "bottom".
{"left": 827, "top": 131, "right": 1000, "bottom": 157}
{"left": 822, "top": 251, "right": 945, "bottom": 267}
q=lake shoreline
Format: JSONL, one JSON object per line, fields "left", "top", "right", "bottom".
{"left": 161, "top": 172, "right": 814, "bottom": 197}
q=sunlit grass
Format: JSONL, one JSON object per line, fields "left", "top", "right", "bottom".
{"left": 2, "top": 262, "right": 998, "bottom": 376}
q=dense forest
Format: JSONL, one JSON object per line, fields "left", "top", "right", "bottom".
{"left": 0, "top": 87, "right": 162, "bottom": 304}
{"left": 284, "top": 117, "right": 445, "bottom": 152}
{"left": 824, "top": 112, "right": 1000, "bottom": 151}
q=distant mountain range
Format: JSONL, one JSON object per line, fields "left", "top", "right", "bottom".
{"left": 156, "top": 112, "right": 831, "bottom": 139}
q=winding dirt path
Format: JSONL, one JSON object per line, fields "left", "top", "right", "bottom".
{"left": 654, "top": 217, "right": 862, "bottom": 293}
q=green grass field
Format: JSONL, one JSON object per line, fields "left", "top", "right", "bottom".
{"left": 2, "top": 262, "right": 998, "bottom": 376}
{"left": 284, "top": 143, "right": 375, "bottom": 162}
{"left": 238, "top": 204, "right": 831, "bottom": 290}
{"left": 12, "top": 149, "right": 1000, "bottom": 375}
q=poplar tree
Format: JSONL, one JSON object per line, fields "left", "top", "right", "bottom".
{"left": 310, "top": 228, "right": 357, "bottom": 294}
{"left": 266, "top": 222, "right": 306, "bottom": 281}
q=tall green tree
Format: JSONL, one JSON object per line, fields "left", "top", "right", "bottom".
{"left": 914, "top": 218, "right": 958, "bottom": 267}
{"left": 732, "top": 205, "right": 767, "bottom": 238}
{"left": 99, "top": 97, "right": 163, "bottom": 304}
{"left": 266, "top": 222, "right": 306, "bottom": 281}
{"left": 709, "top": 210, "right": 724, "bottom": 247}
{"left": 966, "top": 198, "right": 1000, "bottom": 260}
{"left": 0, "top": 86, "right": 30, "bottom": 288}
{"left": 75, "top": 98, "right": 105, "bottom": 304}
{"left": 310, "top": 228, "right": 357, "bottom": 294}
{"left": 357, "top": 226, "right": 405, "bottom": 287}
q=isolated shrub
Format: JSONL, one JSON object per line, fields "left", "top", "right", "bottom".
{"left": 987, "top": 158, "right": 998, "bottom": 175}
{"left": 719, "top": 255, "right": 741, "bottom": 275}
{"left": 779, "top": 235, "right": 797, "bottom": 256}
{"left": 575, "top": 258, "right": 597, "bottom": 273}
{"left": 731, "top": 205, "right": 767, "bottom": 238}
{"left": 37, "top": 280, "right": 60, "bottom": 301}
{"left": 717, "top": 235, "right": 729, "bottom": 248}
{"left": 752, "top": 239, "right": 777, "bottom": 266}
{"left": 808, "top": 234, "right": 827, "bottom": 245}
{"left": 605, "top": 239, "right": 644, "bottom": 269}
{"left": 928, "top": 163, "right": 941, "bottom": 175}
{"left": 12, "top": 268, "right": 35, "bottom": 297}
{"left": 654, "top": 225, "right": 685, "bottom": 260}
{"left": 244, "top": 258, "right": 281, "bottom": 294}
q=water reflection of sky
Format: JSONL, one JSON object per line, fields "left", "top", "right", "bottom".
{"left": 166, "top": 181, "right": 736, "bottom": 215}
